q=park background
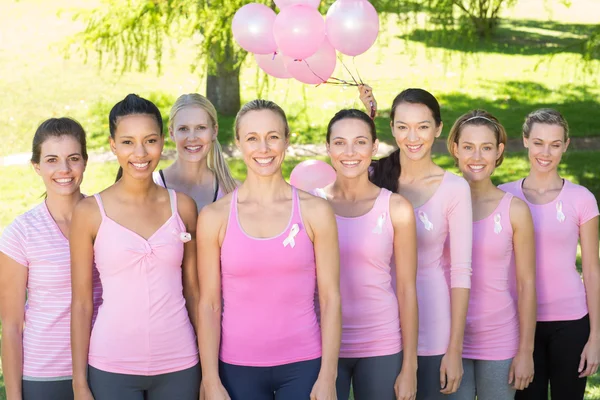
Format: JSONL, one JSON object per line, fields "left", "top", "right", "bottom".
{"left": 0, "top": 0, "right": 599, "bottom": 397}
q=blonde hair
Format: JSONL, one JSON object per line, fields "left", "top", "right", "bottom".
{"left": 447, "top": 109, "right": 508, "bottom": 167}
{"left": 234, "top": 99, "right": 290, "bottom": 140}
{"left": 523, "top": 108, "right": 569, "bottom": 141}
{"left": 169, "top": 93, "right": 237, "bottom": 194}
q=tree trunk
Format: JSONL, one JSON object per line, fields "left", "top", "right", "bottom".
{"left": 206, "top": 63, "right": 241, "bottom": 117}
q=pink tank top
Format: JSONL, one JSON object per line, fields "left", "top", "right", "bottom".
{"left": 332, "top": 188, "right": 402, "bottom": 358}
{"left": 219, "top": 187, "right": 322, "bottom": 366}
{"left": 463, "top": 193, "right": 519, "bottom": 360}
{"left": 89, "top": 190, "right": 198, "bottom": 375}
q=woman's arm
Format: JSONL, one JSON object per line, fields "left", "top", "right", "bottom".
{"left": 305, "top": 196, "right": 341, "bottom": 400}
{"left": 580, "top": 215, "right": 600, "bottom": 377}
{"left": 509, "top": 198, "right": 536, "bottom": 390}
{"left": 0, "top": 253, "right": 27, "bottom": 400}
{"left": 390, "top": 194, "right": 418, "bottom": 400}
{"left": 178, "top": 193, "right": 200, "bottom": 333}
{"left": 441, "top": 178, "right": 472, "bottom": 395}
{"left": 70, "top": 198, "right": 100, "bottom": 398}
{"left": 196, "top": 203, "right": 230, "bottom": 399}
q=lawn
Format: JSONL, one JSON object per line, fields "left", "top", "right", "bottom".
{"left": 1, "top": 0, "right": 600, "bottom": 158}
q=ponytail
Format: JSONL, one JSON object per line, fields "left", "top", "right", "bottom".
{"left": 370, "top": 149, "right": 401, "bottom": 193}
{"left": 208, "top": 140, "right": 237, "bottom": 194}
{"left": 115, "top": 166, "right": 123, "bottom": 182}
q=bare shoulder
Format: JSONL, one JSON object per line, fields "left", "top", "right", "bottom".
{"left": 298, "top": 189, "right": 334, "bottom": 218}
{"left": 176, "top": 192, "right": 198, "bottom": 225}
{"left": 198, "top": 192, "right": 231, "bottom": 227}
{"left": 73, "top": 196, "right": 102, "bottom": 234}
{"left": 389, "top": 192, "right": 415, "bottom": 221}
{"left": 509, "top": 196, "right": 532, "bottom": 224}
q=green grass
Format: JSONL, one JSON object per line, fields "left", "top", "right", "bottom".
{"left": 1, "top": 0, "right": 600, "bottom": 158}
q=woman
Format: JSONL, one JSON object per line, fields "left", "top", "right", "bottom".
{"left": 315, "top": 109, "right": 418, "bottom": 400}
{"left": 154, "top": 93, "right": 237, "bottom": 210}
{"left": 70, "top": 94, "right": 201, "bottom": 400}
{"left": 447, "top": 110, "right": 536, "bottom": 399}
{"left": 361, "top": 87, "right": 472, "bottom": 398}
{"left": 197, "top": 99, "right": 341, "bottom": 400}
{"left": 0, "top": 118, "right": 102, "bottom": 400}
{"left": 499, "top": 108, "right": 600, "bottom": 400}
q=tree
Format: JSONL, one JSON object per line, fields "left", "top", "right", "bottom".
{"left": 68, "top": 0, "right": 268, "bottom": 116}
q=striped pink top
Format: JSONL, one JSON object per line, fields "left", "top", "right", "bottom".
{"left": 500, "top": 179, "right": 599, "bottom": 321}
{"left": 463, "top": 193, "right": 519, "bottom": 360}
{"left": 0, "top": 202, "right": 103, "bottom": 380}
{"left": 219, "top": 187, "right": 322, "bottom": 366}
{"left": 332, "top": 188, "right": 402, "bottom": 358}
{"left": 89, "top": 189, "right": 198, "bottom": 375}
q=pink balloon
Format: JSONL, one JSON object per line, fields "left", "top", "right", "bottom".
{"left": 289, "top": 160, "right": 337, "bottom": 192}
{"left": 274, "top": 0, "right": 321, "bottom": 9}
{"left": 273, "top": 5, "right": 326, "bottom": 60}
{"left": 326, "top": 0, "right": 379, "bottom": 56}
{"left": 284, "top": 38, "right": 336, "bottom": 84}
{"left": 232, "top": 3, "right": 277, "bottom": 54}
{"left": 255, "top": 52, "right": 292, "bottom": 79}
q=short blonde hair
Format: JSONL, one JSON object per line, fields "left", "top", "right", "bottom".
{"left": 447, "top": 109, "right": 508, "bottom": 167}
{"left": 169, "top": 93, "right": 237, "bottom": 194}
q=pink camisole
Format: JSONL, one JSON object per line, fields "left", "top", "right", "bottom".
{"left": 89, "top": 189, "right": 198, "bottom": 375}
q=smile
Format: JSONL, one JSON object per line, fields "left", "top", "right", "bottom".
{"left": 130, "top": 162, "right": 150, "bottom": 170}
{"left": 254, "top": 157, "right": 274, "bottom": 166}
{"left": 185, "top": 145, "right": 202, "bottom": 153}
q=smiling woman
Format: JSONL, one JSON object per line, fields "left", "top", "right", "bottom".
{"left": 70, "top": 94, "right": 201, "bottom": 400}
{"left": 0, "top": 118, "right": 102, "bottom": 400}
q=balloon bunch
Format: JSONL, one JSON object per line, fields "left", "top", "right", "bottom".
{"left": 232, "top": 0, "right": 380, "bottom": 85}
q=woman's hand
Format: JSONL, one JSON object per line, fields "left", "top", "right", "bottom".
{"left": 394, "top": 367, "right": 417, "bottom": 400}
{"left": 579, "top": 337, "right": 600, "bottom": 377}
{"left": 439, "top": 350, "right": 463, "bottom": 394}
{"left": 73, "top": 384, "right": 95, "bottom": 400}
{"left": 509, "top": 350, "right": 534, "bottom": 390}
{"left": 310, "top": 375, "right": 337, "bottom": 400}
{"left": 202, "top": 381, "right": 231, "bottom": 400}
{"left": 358, "top": 84, "right": 377, "bottom": 118}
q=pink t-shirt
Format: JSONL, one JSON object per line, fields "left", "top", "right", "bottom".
{"left": 499, "top": 179, "right": 599, "bottom": 321}
{"left": 219, "top": 187, "right": 322, "bottom": 366}
{"left": 0, "top": 202, "right": 102, "bottom": 380}
{"left": 463, "top": 193, "right": 519, "bottom": 360}
{"left": 89, "top": 190, "right": 198, "bottom": 375}
{"left": 323, "top": 188, "right": 401, "bottom": 358}
{"left": 415, "top": 172, "right": 472, "bottom": 356}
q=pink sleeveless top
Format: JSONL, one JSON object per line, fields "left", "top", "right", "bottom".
{"left": 463, "top": 193, "right": 519, "bottom": 360}
{"left": 219, "top": 187, "right": 322, "bottom": 366}
{"left": 329, "top": 188, "right": 402, "bottom": 358}
{"left": 89, "top": 190, "right": 198, "bottom": 375}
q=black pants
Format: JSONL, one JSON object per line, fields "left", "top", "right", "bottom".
{"left": 88, "top": 363, "right": 201, "bottom": 400}
{"left": 515, "top": 314, "right": 590, "bottom": 400}
{"left": 336, "top": 352, "right": 403, "bottom": 400}
{"left": 22, "top": 379, "right": 74, "bottom": 400}
{"left": 219, "top": 358, "right": 321, "bottom": 400}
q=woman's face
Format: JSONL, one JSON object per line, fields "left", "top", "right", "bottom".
{"left": 235, "top": 109, "right": 288, "bottom": 178}
{"left": 391, "top": 102, "right": 442, "bottom": 163}
{"left": 170, "top": 106, "right": 217, "bottom": 164}
{"left": 33, "top": 135, "right": 86, "bottom": 197}
{"left": 524, "top": 123, "right": 569, "bottom": 173}
{"left": 110, "top": 114, "right": 164, "bottom": 180}
{"left": 327, "top": 118, "right": 378, "bottom": 180}
{"left": 453, "top": 124, "right": 504, "bottom": 183}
